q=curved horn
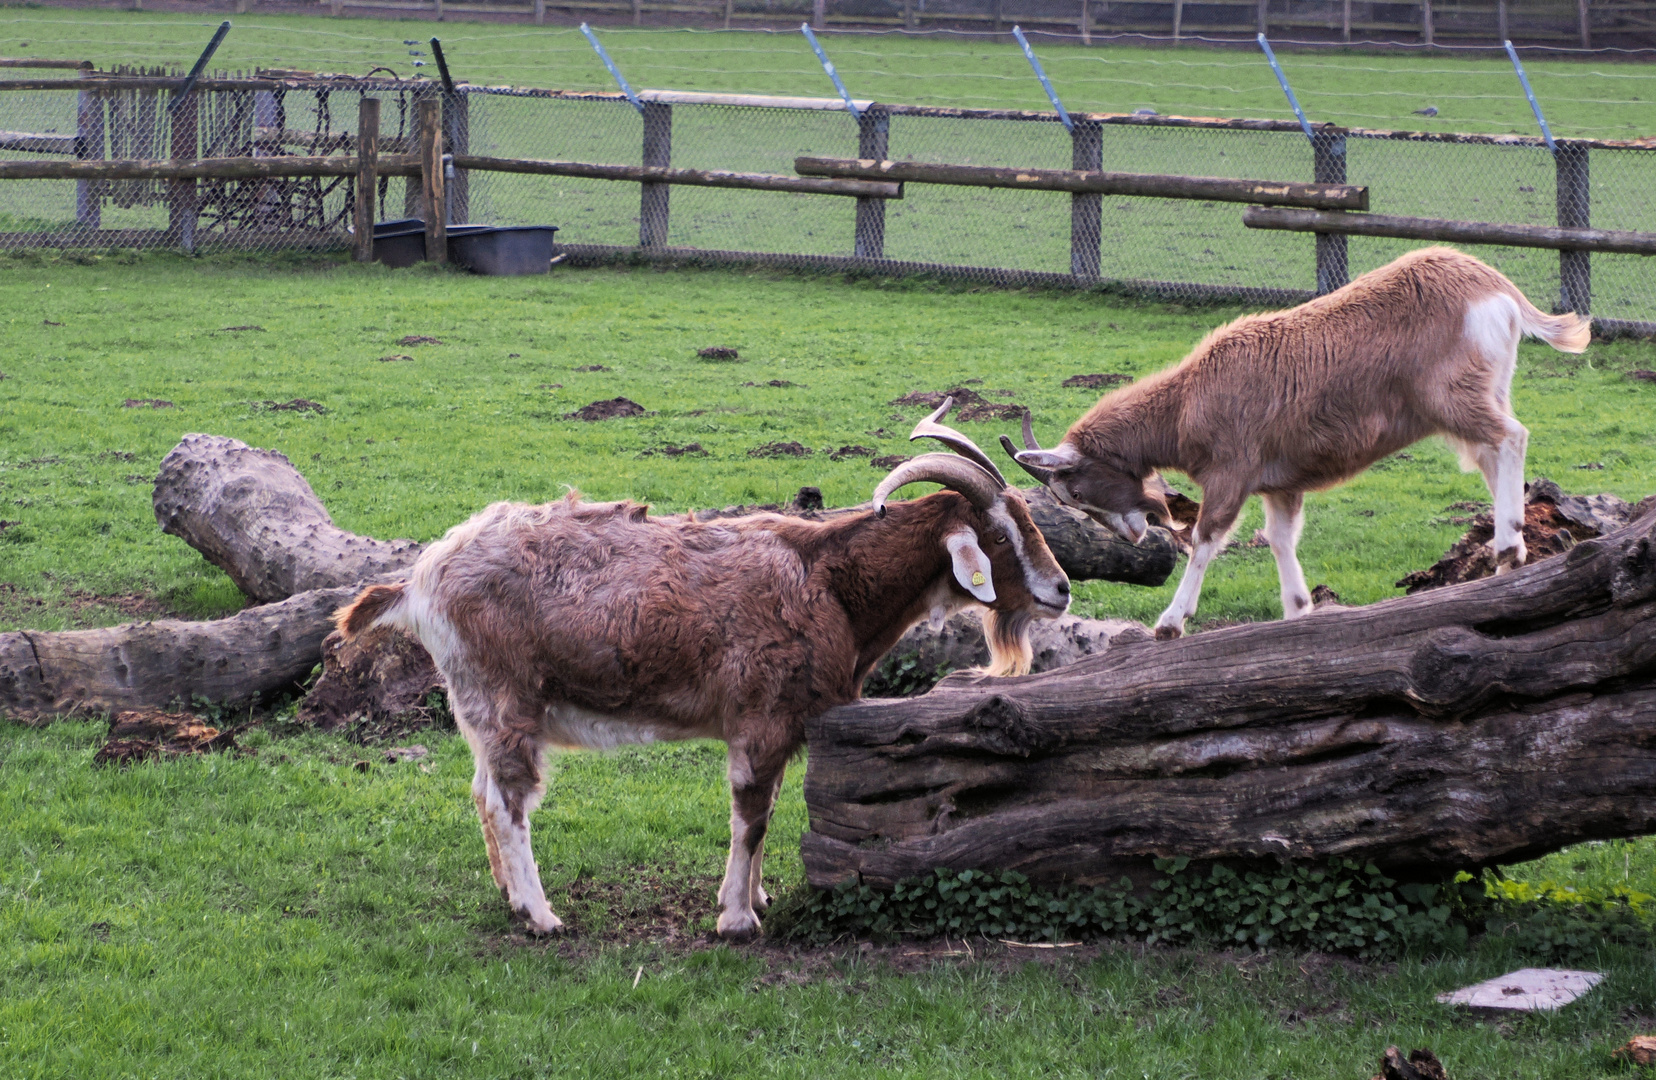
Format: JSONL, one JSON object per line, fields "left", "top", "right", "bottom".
{"left": 999, "top": 411, "right": 1054, "bottom": 484}
{"left": 909, "top": 399, "right": 1008, "bottom": 488}
{"left": 873, "top": 452, "right": 1004, "bottom": 516}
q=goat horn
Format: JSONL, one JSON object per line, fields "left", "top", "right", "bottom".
{"left": 908, "top": 398, "right": 1008, "bottom": 488}
{"left": 999, "top": 411, "right": 1054, "bottom": 484}
{"left": 873, "top": 452, "right": 1004, "bottom": 516}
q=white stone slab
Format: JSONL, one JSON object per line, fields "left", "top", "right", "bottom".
{"left": 1435, "top": 968, "right": 1604, "bottom": 1012}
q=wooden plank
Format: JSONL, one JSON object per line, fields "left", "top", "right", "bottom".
{"left": 449, "top": 154, "right": 903, "bottom": 198}
{"left": 353, "top": 97, "right": 379, "bottom": 264}
{"left": 417, "top": 97, "right": 444, "bottom": 263}
{"left": 0, "top": 130, "right": 77, "bottom": 154}
{"left": 796, "top": 157, "right": 1368, "bottom": 211}
{"left": 1243, "top": 205, "right": 1656, "bottom": 255}
{"left": 0, "top": 154, "right": 420, "bottom": 180}
{"left": 0, "top": 58, "right": 89, "bottom": 69}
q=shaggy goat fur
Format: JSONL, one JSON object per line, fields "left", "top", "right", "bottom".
{"left": 334, "top": 443, "right": 1068, "bottom": 939}
{"left": 1010, "top": 246, "right": 1590, "bottom": 639}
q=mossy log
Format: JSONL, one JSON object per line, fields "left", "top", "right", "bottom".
{"left": 801, "top": 507, "right": 1656, "bottom": 889}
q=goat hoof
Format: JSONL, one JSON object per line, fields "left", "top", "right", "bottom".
{"left": 1153, "top": 625, "right": 1183, "bottom": 641}
{"left": 1495, "top": 545, "right": 1526, "bottom": 574}
{"left": 716, "top": 911, "right": 762, "bottom": 942}
{"left": 510, "top": 907, "right": 566, "bottom": 937}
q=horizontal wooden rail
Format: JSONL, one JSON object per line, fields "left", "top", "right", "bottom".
{"left": 450, "top": 154, "right": 902, "bottom": 198}
{"left": 0, "top": 154, "right": 420, "bottom": 181}
{"left": 795, "top": 157, "right": 1368, "bottom": 211}
{"left": 1243, "top": 206, "right": 1656, "bottom": 256}
{"left": 0, "top": 130, "right": 76, "bottom": 155}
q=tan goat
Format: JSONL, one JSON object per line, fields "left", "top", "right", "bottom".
{"left": 333, "top": 405, "right": 1069, "bottom": 939}
{"left": 1005, "top": 246, "right": 1590, "bottom": 639}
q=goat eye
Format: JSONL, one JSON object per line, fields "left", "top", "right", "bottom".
{"left": 995, "top": 534, "right": 1009, "bottom": 545}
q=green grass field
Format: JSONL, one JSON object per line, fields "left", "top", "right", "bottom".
{"left": 3, "top": 18, "right": 1656, "bottom": 1076}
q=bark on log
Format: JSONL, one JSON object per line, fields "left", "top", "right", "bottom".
{"left": 1243, "top": 205, "right": 1656, "bottom": 256}
{"left": 801, "top": 507, "right": 1656, "bottom": 889}
{"left": 154, "top": 433, "right": 423, "bottom": 604}
{"left": 448, "top": 154, "right": 903, "bottom": 199}
{"left": 0, "top": 586, "right": 355, "bottom": 719}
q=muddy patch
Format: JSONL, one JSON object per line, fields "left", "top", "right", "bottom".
{"left": 871, "top": 454, "right": 912, "bottom": 470}
{"left": 378, "top": 354, "right": 414, "bottom": 363}
{"left": 296, "top": 626, "right": 449, "bottom": 744}
{"left": 748, "top": 441, "right": 812, "bottom": 458}
{"left": 396, "top": 335, "right": 443, "bottom": 346}
{"left": 565, "top": 397, "right": 646, "bottom": 421}
{"left": 1627, "top": 370, "right": 1656, "bottom": 384}
{"left": 253, "top": 398, "right": 327, "bottom": 414}
{"left": 94, "top": 709, "right": 240, "bottom": 767}
{"left": 1063, "top": 372, "right": 1133, "bottom": 390}
{"left": 574, "top": 364, "right": 611, "bottom": 373}
{"left": 65, "top": 589, "right": 182, "bottom": 623}
{"left": 743, "top": 379, "right": 799, "bottom": 388}
{"left": 122, "top": 398, "right": 173, "bottom": 409}
{"left": 889, "top": 387, "right": 989, "bottom": 409}
{"left": 829, "top": 445, "right": 875, "bottom": 462}
{"left": 220, "top": 325, "right": 265, "bottom": 333}
{"left": 956, "top": 402, "right": 1028, "bottom": 422}
{"left": 639, "top": 442, "right": 707, "bottom": 458}
{"left": 697, "top": 346, "right": 741, "bottom": 361}
{"left": 98, "top": 450, "right": 136, "bottom": 462}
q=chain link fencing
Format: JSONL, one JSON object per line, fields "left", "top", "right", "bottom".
{"left": 2, "top": 73, "right": 1653, "bottom": 329}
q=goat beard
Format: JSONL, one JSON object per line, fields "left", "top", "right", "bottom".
{"left": 982, "top": 608, "right": 1035, "bottom": 678}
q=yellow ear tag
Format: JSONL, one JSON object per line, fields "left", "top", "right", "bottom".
{"left": 971, "top": 571, "right": 986, "bottom": 586}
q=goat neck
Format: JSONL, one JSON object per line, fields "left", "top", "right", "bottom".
{"left": 1068, "top": 369, "right": 1185, "bottom": 475}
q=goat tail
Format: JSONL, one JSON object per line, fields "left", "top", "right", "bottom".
{"left": 333, "top": 581, "right": 407, "bottom": 641}
{"left": 982, "top": 608, "right": 1035, "bottom": 678}
{"left": 1513, "top": 291, "right": 1592, "bottom": 354}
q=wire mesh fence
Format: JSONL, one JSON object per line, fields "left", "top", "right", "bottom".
{"left": 2, "top": 74, "right": 1653, "bottom": 329}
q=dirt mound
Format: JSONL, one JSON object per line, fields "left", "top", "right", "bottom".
{"left": 574, "top": 364, "right": 611, "bottom": 372}
{"left": 748, "top": 441, "right": 812, "bottom": 458}
{"left": 397, "top": 335, "right": 443, "bottom": 346}
{"left": 956, "top": 402, "right": 1028, "bottom": 422}
{"left": 257, "top": 399, "right": 327, "bottom": 414}
{"left": 698, "top": 346, "right": 741, "bottom": 361}
{"left": 378, "top": 354, "right": 414, "bottom": 362}
{"left": 565, "top": 397, "right": 645, "bottom": 421}
{"left": 220, "top": 325, "right": 265, "bottom": 332}
{"left": 1397, "top": 478, "right": 1655, "bottom": 593}
{"left": 639, "top": 442, "right": 707, "bottom": 458}
{"left": 1627, "top": 370, "right": 1656, "bottom": 383}
{"left": 296, "top": 626, "right": 449, "bottom": 743}
{"left": 889, "top": 387, "right": 989, "bottom": 409}
{"left": 871, "top": 454, "right": 912, "bottom": 470}
{"left": 122, "top": 398, "right": 173, "bottom": 409}
{"left": 94, "top": 709, "right": 238, "bottom": 767}
{"left": 828, "top": 445, "right": 874, "bottom": 461}
{"left": 1063, "top": 372, "right": 1133, "bottom": 390}
{"left": 743, "top": 379, "right": 798, "bottom": 388}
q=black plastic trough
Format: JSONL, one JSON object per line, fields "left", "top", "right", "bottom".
{"left": 371, "top": 220, "right": 559, "bottom": 276}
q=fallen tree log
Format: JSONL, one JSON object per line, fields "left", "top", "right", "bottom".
{"left": 153, "top": 434, "right": 1175, "bottom": 599}
{"left": 801, "top": 505, "right": 1656, "bottom": 888}
{"left": 0, "top": 586, "right": 355, "bottom": 719}
{"left": 154, "top": 433, "right": 423, "bottom": 603}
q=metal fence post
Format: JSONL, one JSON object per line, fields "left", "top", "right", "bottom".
{"left": 443, "top": 88, "right": 469, "bottom": 224}
{"left": 1422, "top": 0, "right": 1434, "bottom": 44}
{"left": 1557, "top": 141, "right": 1590, "bottom": 314}
{"left": 354, "top": 96, "right": 379, "bottom": 262}
{"left": 1313, "top": 131, "right": 1348, "bottom": 294}
{"left": 854, "top": 106, "right": 888, "bottom": 259}
{"left": 1071, "top": 119, "right": 1102, "bottom": 282}
{"left": 75, "top": 68, "right": 102, "bottom": 229}
{"left": 640, "top": 102, "right": 671, "bottom": 249}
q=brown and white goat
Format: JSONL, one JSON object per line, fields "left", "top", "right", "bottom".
{"left": 1004, "top": 246, "right": 1590, "bottom": 640}
{"left": 333, "top": 404, "right": 1069, "bottom": 939}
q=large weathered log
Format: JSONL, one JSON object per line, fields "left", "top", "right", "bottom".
{"left": 0, "top": 586, "right": 355, "bottom": 719}
{"left": 1244, "top": 205, "right": 1656, "bottom": 256}
{"left": 154, "top": 433, "right": 423, "bottom": 604}
{"left": 801, "top": 506, "right": 1656, "bottom": 889}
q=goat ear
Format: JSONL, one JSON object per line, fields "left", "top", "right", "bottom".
{"left": 944, "top": 529, "right": 996, "bottom": 603}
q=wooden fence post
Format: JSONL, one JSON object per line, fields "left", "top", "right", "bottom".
{"left": 75, "top": 68, "right": 103, "bottom": 229}
{"left": 418, "top": 96, "right": 446, "bottom": 263}
{"left": 854, "top": 106, "right": 888, "bottom": 259}
{"left": 443, "top": 89, "right": 469, "bottom": 224}
{"left": 435, "top": 0, "right": 444, "bottom": 21}
{"left": 1342, "top": 0, "right": 1351, "bottom": 41}
{"left": 1422, "top": 0, "right": 1434, "bottom": 44}
{"left": 724, "top": 0, "right": 734, "bottom": 29}
{"left": 1313, "top": 131, "right": 1349, "bottom": 295}
{"left": 812, "top": 0, "right": 825, "bottom": 29}
{"left": 1080, "top": 0, "right": 1091, "bottom": 43}
{"left": 1557, "top": 141, "right": 1590, "bottom": 314}
{"left": 993, "top": 0, "right": 1003, "bottom": 32}
{"left": 1257, "top": 0, "right": 1267, "bottom": 35}
{"left": 169, "top": 89, "right": 199, "bottom": 253}
{"left": 354, "top": 97, "right": 379, "bottom": 263}
{"left": 631, "top": 0, "right": 641, "bottom": 23}
{"left": 534, "top": 0, "right": 545, "bottom": 24}
{"left": 330, "top": 0, "right": 342, "bottom": 16}
{"left": 1070, "top": 118, "right": 1102, "bottom": 282}
{"left": 640, "top": 102, "right": 671, "bottom": 249}
{"left": 1174, "top": 0, "right": 1184, "bottom": 39}
{"left": 1497, "top": 0, "right": 1508, "bottom": 41}
{"left": 1578, "top": 0, "right": 1591, "bottom": 47}
{"left": 903, "top": 0, "right": 914, "bottom": 31}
